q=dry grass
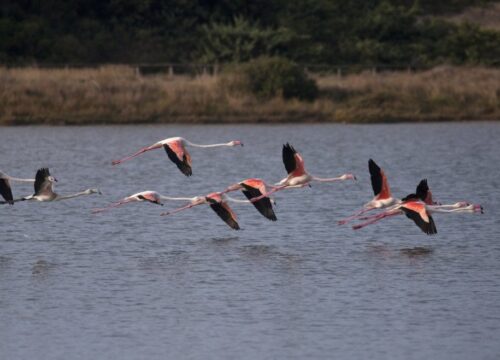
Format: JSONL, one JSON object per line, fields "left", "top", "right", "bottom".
{"left": 315, "top": 66, "right": 500, "bottom": 122}
{"left": 0, "top": 65, "right": 499, "bottom": 125}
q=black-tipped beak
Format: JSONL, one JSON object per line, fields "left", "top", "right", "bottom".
{"left": 54, "top": 178, "right": 58, "bottom": 182}
{"left": 240, "top": 143, "right": 244, "bottom": 147}
{"left": 353, "top": 175, "right": 357, "bottom": 181}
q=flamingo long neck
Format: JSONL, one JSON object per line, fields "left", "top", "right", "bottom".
{"left": 427, "top": 204, "right": 479, "bottom": 213}
{"left": 55, "top": 190, "right": 95, "bottom": 201}
{"left": 225, "top": 195, "right": 250, "bottom": 204}
{"left": 311, "top": 175, "right": 348, "bottom": 182}
{"left": 6, "top": 176, "right": 35, "bottom": 183}
{"left": 185, "top": 140, "right": 233, "bottom": 148}
{"left": 159, "top": 195, "right": 198, "bottom": 201}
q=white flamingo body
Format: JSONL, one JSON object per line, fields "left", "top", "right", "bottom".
{"left": 19, "top": 168, "right": 100, "bottom": 203}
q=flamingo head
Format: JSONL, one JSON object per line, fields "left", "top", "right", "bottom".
{"left": 229, "top": 140, "right": 243, "bottom": 147}
{"left": 193, "top": 196, "right": 207, "bottom": 204}
{"left": 48, "top": 175, "right": 58, "bottom": 183}
{"left": 86, "top": 188, "right": 101, "bottom": 195}
{"left": 473, "top": 204, "right": 484, "bottom": 214}
{"left": 341, "top": 173, "right": 357, "bottom": 181}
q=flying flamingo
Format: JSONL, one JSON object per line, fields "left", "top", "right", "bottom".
{"left": 0, "top": 170, "right": 35, "bottom": 205}
{"left": 338, "top": 159, "right": 435, "bottom": 225}
{"left": 111, "top": 137, "right": 243, "bottom": 176}
{"left": 92, "top": 191, "right": 202, "bottom": 213}
{"left": 160, "top": 192, "right": 243, "bottom": 230}
{"left": 352, "top": 201, "right": 483, "bottom": 235}
{"left": 249, "top": 143, "right": 356, "bottom": 202}
{"left": 222, "top": 178, "right": 278, "bottom": 221}
{"left": 7, "top": 168, "right": 101, "bottom": 202}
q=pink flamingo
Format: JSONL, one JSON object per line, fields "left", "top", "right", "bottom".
{"left": 352, "top": 201, "right": 483, "bottom": 235}
{"left": 112, "top": 137, "right": 243, "bottom": 176}
{"left": 222, "top": 178, "right": 278, "bottom": 221}
{"left": 92, "top": 191, "right": 200, "bottom": 213}
{"left": 338, "top": 160, "right": 436, "bottom": 225}
{"left": 249, "top": 143, "right": 356, "bottom": 202}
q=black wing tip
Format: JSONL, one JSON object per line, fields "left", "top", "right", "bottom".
{"left": 232, "top": 222, "right": 241, "bottom": 230}
{"left": 283, "top": 143, "right": 296, "bottom": 153}
{"left": 368, "top": 159, "right": 380, "bottom": 172}
{"left": 426, "top": 216, "right": 438, "bottom": 235}
{"left": 37, "top": 167, "right": 50, "bottom": 174}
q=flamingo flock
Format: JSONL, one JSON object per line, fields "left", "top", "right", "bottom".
{"left": 1, "top": 135, "right": 483, "bottom": 235}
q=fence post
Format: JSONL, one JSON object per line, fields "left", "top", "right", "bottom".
{"left": 168, "top": 65, "right": 174, "bottom": 77}
{"left": 337, "top": 67, "right": 342, "bottom": 78}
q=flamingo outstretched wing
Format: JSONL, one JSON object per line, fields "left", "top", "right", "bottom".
{"left": 207, "top": 198, "right": 240, "bottom": 230}
{"left": 401, "top": 202, "right": 437, "bottom": 235}
{"left": 368, "top": 159, "right": 391, "bottom": 199}
{"left": 402, "top": 179, "right": 436, "bottom": 205}
{"left": 163, "top": 141, "right": 192, "bottom": 176}
{"left": 34, "top": 168, "right": 53, "bottom": 196}
{"left": 282, "top": 143, "right": 305, "bottom": 175}
{"left": 241, "top": 182, "right": 277, "bottom": 221}
{"left": 0, "top": 178, "right": 14, "bottom": 204}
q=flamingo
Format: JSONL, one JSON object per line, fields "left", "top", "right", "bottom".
{"left": 92, "top": 191, "right": 202, "bottom": 213}
{"left": 249, "top": 143, "right": 356, "bottom": 202}
{"left": 10, "top": 168, "right": 101, "bottom": 202}
{"left": 0, "top": 170, "right": 35, "bottom": 205}
{"left": 222, "top": 178, "right": 278, "bottom": 221}
{"left": 160, "top": 192, "right": 242, "bottom": 230}
{"left": 111, "top": 137, "right": 243, "bottom": 176}
{"left": 352, "top": 201, "right": 483, "bottom": 235}
{"left": 338, "top": 159, "right": 435, "bottom": 225}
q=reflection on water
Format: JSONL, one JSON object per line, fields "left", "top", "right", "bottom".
{"left": 1, "top": 123, "right": 499, "bottom": 360}
{"left": 31, "top": 259, "right": 56, "bottom": 276}
{"left": 400, "top": 247, "right": 434, "bottom": 257}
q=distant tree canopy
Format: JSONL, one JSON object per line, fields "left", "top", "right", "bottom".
{"left": 1, "top": 0, "right": 499, "bottom": 66}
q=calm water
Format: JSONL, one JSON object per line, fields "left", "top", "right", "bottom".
{"left": 1, "top": 123, "right": 499, "bottom": 359}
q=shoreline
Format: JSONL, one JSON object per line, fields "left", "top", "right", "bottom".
{"left": 1, "top": 66, "right": 499, "bottom": 125}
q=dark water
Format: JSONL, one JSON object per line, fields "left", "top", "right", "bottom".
{"left": 1, "top": 123, "right": 499, "bottom": 360}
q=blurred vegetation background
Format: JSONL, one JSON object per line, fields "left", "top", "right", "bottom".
{"left": 1, "top": 0, "right": 500, "bottom": 67}
{"left": 1, "top": 1, "right": 499, "bottom": 124}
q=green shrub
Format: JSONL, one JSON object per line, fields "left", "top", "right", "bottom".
{"left": 222, "top": 57, "right": 318, "bottom": 101}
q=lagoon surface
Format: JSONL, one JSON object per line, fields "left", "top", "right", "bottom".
{"left": 1, "top": 123, "right": 500, "bottom": 359}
